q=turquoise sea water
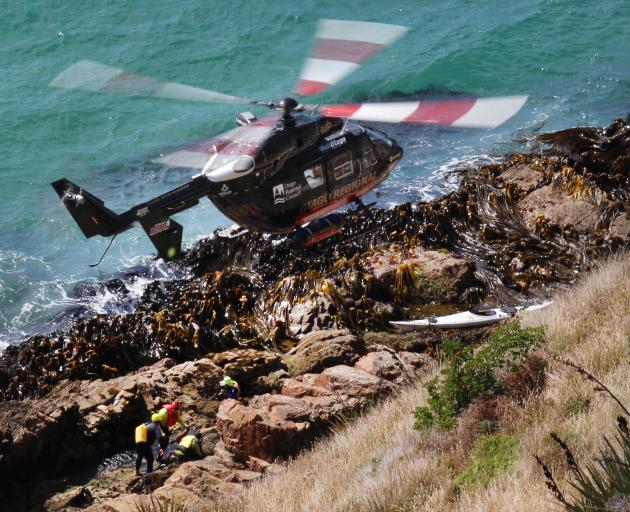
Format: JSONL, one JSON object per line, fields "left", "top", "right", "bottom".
{"left": 1, "top": 0, "right": 629, "bottom": 347}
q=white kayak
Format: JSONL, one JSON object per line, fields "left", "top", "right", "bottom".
{"left": 390, "top": 301, "right": 552, "bottom": 332}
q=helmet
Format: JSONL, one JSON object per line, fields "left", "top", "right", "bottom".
{"left": 151, "top": 412, "right": 160, "bottom": 422}
{"left": 171, "top": 401, "right": 179, "bottom": 410}
{"left": 220, "top": 376, "right": 234, "bottom": 387}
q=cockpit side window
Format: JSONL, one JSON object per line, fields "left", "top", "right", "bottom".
{"left": 361, "top": 139, "right": 377, "bottom": 172}
{"left": 331, "top": 151, "right": 354, "bottom": 181}
{"left": 304, "top": 163, "right": 325, "bottom": 189}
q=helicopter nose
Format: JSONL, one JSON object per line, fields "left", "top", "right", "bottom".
{"left": 388, "top": 139, "right": 403, "bottom": 162}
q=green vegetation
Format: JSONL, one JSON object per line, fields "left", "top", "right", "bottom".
{"left": 414, "top": 321, "right": 545, "bottom": 430}
{"left": 453, "top": 434, "right": 519, "bottom": 491}
{"left": 136, "top": 496, "right": 190, "bottom": 512}
{"left": 394, "top": 263, "right": 444, "bottom": 302}
{"left": 417, "top": 269, "right": 444, "bottom": 298}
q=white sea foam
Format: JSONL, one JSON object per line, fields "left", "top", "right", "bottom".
{"left": 0, "top": 250, "right": 185, "bottom": 351}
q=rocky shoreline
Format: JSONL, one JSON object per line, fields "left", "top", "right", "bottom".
{"left": 1, "top": 117, "right": 629, "bottom": 511}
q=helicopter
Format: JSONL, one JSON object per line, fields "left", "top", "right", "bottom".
{"left": 50, "top": 19, "right": 527, "bottom": 261}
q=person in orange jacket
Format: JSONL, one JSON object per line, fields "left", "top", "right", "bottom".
{"left": 152, "top": 400, "right": 186, "bottom": 440}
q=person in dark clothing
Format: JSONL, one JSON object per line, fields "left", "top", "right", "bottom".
{"left": 134, "top": 420, "right": 166, "bottom": 476}
{"left": 220, "top": 376, "right": 240, "bottom": 399}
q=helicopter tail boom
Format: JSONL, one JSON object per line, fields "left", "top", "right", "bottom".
{"left": 51, "top": 178, "right": 126, "bottom": 238}
{"left": 51, "top": 177, "right": 212, "bottom": 261}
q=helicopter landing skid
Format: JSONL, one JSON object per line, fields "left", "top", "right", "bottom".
{"left": 351, "top": 196, "right": 377, "bottom": 211}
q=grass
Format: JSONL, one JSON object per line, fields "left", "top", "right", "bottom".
{"left": 192, "top": 252, "right": 630, "bottom": 512}
{"left": 452, "top": 435, "right": 519, "bottom": 492}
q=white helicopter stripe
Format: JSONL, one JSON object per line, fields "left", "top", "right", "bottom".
{"left": 299, "top": 58, "right": 360, "bottom": 87}
{"left": 315, "top": 19, "right": 408, "bottom": 46}
{"left": 295, "top": 20, "right": 408, "bottom": 96}
{"left": 321, "top": 96, "right": 528, "bottom": 128}
{"left": 450, "top": 96, "right": 529, "bottom": 128}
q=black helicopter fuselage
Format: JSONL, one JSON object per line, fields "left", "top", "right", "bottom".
{"left": 51, "top": 112, "right": 402, "bottom": 261}
{"left": 205, "top": 112, "right": 403, "bottom": 233}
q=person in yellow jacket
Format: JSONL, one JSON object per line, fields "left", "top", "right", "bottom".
{"left": 134, "top": 420, "right": 167, "bottom": 476}
{"left": 172, "top": 433, "right": 204, "bottom": 463}
{"left": 151, "top": 400, "right": 186, "bottom": 438}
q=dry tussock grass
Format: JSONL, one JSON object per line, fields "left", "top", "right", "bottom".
{"left": 449, "top": 253, "right": 630, "bottom": 512}
{"left": 205, "top": 254, "right": 629, "bottom": 512}
{"left": 205, "top": 362, "right": 455, "bottom": 512}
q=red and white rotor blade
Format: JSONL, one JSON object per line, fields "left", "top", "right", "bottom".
{"left": 320, "top": 96, "right": 528, "bottom": 128}
{"left": 50, "top": 60, "right": 250, "bottom": 104}
{"left": 153, "top": 115, "right": 280, "bottom": 174}
{"left": 294, "top": 20, "right": 408, "bottom": 96}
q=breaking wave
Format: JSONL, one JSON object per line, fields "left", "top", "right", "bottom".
{"left": 0, "top": 250, "right": 185, "bottom": 350}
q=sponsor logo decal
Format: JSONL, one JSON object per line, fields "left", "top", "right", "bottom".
{"left": 319, "top": 136, "right": 346, "bottom": 153}
{"left": 331, "top": 172, "right": 375, "bottom": 200}
{"left": 273, "top": 181, "right": 301, "bottom": 205}
{"left": 273, "top": 184, "right": 285, "bottom": 204}
{"left": 301, "top": 194, "right": 327, "bottom": 212}
{"left": 301, "top": 173, "right": 377, "bottom": 213}
{"left": 149, "top": 220, "right": 171, "bottom": 236}
{"left": 304, "top": 168, "right": 324, "bottom": 189}
{"left": 218, "top": 184, "right": 232, "bottom": 197}
{"left": 324, "top": 132, "right": 342, "bottom": 141}
{"left": 136, "top": 207, "right": 149, "bottom": 218}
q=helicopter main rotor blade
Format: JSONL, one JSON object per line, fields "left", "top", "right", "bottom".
{"left": 319, "top": 96, "right": 528, "bottom": 129}
{"left": 294, "top": 20, "right": 408, "bottom": 96}
{"left": 153, "top": 114, "right": 280, "bottom": 174}
{"left": 50, "top": 60, "right": 251, "bottom": 104}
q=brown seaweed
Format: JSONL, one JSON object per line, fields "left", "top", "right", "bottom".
{"left": 1, "top": 115, "right": 629, "bottom": 402}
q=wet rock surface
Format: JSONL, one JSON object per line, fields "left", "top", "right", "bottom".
{"left": 1, "top": 117, "right": 630, "bottom": 510}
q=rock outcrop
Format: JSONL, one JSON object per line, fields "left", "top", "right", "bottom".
{"left": 363, "top": 246, "right": 480, "bottom": 303}
{"left": 0, "top": 356, "right": 225, "bottom": 481}
{"left": 2, "top": 116, "right": 630, "bottom": 511}
{"left": 282, "top": 329, "right": 366, "bottom": 376}
{"left": 216, "top": 363, "right": 397, "bottom": 462}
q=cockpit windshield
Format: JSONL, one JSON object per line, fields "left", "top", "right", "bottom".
{"left": 364, "top": 127, "right": 391, "bottom": 145}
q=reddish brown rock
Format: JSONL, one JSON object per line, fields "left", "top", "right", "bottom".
{"left": 362, "top": 245, "right": 478, "bottom": 303}
{"left": 288, "top": 295, "right": 338, "bottom": 335}
{"left": 280, "top": 377, "right": 334, "bottom": 398}
{"left": 282, "top": 329, "right": 366, "bottom": 376}
{"left": 354, "top": 351, "right": 405, "bottom": 382}
{"left": 154, "top": 457, "right": 259, "bottom": 503}
{"left": 216, "top": 363, "right": 396, "bottom": 462}
{"left": 0, "top": 357, "right": 223, "bottom": 482}
{"left": 517, "top": 185, "right": 597, "bottom": 232}
{"left": 313, "top": 365, "right": 396, "bottom": 397}
{"left": 216, "top": 397, "right": 312, "bottom": 461}
{"left": 610, "top": 211, "right": 630, "bottom": 239}
{"left": 397, "top": 351, "right": 431, "bottom": 374}
{"left": 209, "top": 348, "right": 285, "bottom": 389}
{"left": 499, "top": 161, "right": 547, "bottom": 194}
